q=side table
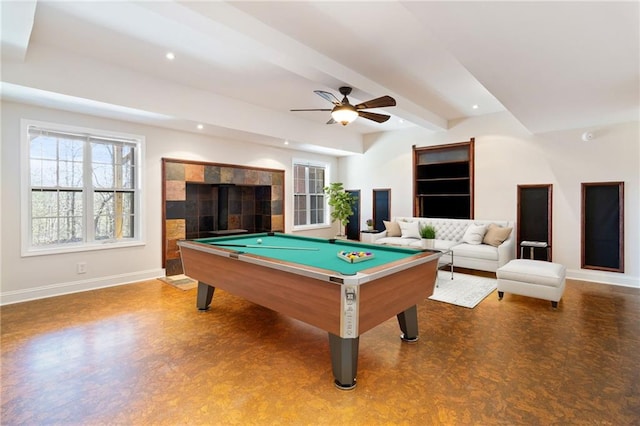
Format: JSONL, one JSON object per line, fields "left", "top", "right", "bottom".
{"left": 435, "top": 248, "right": 454, "bottom": 286}
{"left": 520, "top": 241, "right": 550, "bottom": 261}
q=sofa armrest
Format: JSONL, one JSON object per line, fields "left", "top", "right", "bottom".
{"left": 368, "top": 230, "right": 387, "bottom": 243}
{"left": 497, "top": 236, "right": 516, "bottom": 268}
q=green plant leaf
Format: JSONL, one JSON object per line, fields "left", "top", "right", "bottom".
{"left": 323, "top": 182, "right": 357, "bottom": 228}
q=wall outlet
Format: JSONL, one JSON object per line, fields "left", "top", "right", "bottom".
{"left": 77, "top": 262, "right": 87, "bottom": 274}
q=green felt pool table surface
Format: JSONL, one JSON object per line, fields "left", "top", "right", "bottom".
{"left": 192, "top": 232, "right": 421, "bottom": 275}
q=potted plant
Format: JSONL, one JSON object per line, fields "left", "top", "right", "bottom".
{"left": 419, "top": 224, "right": 436, "bottom": 249}
{"left": 324, "top": 182, "right": 356, "bottom": 238}
{"left": 366, "top": 219, "right": 374, "bottom": 230}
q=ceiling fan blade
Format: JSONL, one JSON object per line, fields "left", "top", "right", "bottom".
{"left": 358, "top": 111, "right": 391, "bottom": 123}
{"left": 326, "top": 117, "right": 337, "bottom": 125}
{"left": 314, "top": 90, "right": 341, "bottom": 105}
{"left": 290, "top": 108, "right": 332, "bottom": 112}
{"left": 355, "top": 95, "right": 396, "bottom": 110}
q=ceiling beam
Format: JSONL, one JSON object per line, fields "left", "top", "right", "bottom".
{"left": 2, "top": 42, "right": 364, "bottom": 154}
{"left": 177, "top": 1, "right": 448, "bottom": 131}
{"left": 0, "top": 0, "right": 37, "bottom": 62}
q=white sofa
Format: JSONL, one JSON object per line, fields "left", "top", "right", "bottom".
{"left": 369, "top": 217, "right": 516, "bottom": 273}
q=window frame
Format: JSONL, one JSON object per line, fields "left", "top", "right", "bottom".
{"left": 291, "top": 159, "right": 331, "bottom": 231}
{"left": 21, "top": 119, "right": 145, "bottom": 257}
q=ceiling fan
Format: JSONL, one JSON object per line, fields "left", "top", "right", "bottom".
{"left": 290, "top": 86, "right": 396, "bottom": 126}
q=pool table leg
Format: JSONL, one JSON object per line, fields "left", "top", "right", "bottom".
{"left": 328, "top": 333, "right": 359, "bottom": 390}
{"left": 196, "top": 282, "right": 215, "bottom": 311}
{"left": 397, "top": 305, "right": 419, "bottom": 342}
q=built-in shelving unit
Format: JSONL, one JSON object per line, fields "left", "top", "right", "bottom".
{"left": 413, "top": 139, "right": 474, "bottom": 219}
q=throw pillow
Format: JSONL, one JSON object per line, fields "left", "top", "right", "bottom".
{"left": 462, "top": 224, "right": 487, "bottom": 245}
{"left": 483, "top": 223, "right": 513, "bottom": 247}
{"left": 398, "top": 220, "right": 420, "bottom": 239}
{"left": 383, "top": 220, "right": 402, "bottom": 237}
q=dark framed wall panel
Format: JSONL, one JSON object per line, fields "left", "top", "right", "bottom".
{"left": 581, "top": 182, "right": 624, "bottom": 272}
{"left": 346, "top": 189, "right": 361, "bottom": 241}
{"left": 517, "top": 184, "right": 553, "bottom": 260}
{"left": 373, "top": 188, "right": 391, "bottom": 232}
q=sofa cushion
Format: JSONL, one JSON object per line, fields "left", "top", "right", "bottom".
{"left": 462, "top": 224, "right": 487, "bottom": 245}
{"left": 383, "top": 220, "right": 402, "bottom": 237}
{"left": 453, "top": 243, "right": 498, "bottom": 261}
{"left": 483, "top": 223, "right": 513, "bottom": 247}
{"left": 375, "top": 237, "right": 416, "bottom": 247}
{"left": 434, "top": 239, "right": 460, "bottom": 250}
{"left": 497, "top": 259, "right": 566, "bottom": 288}
{"left": 408, "top": 239, "right": 460, "bottom": 250}
{"left": 398, "top": 220, "right": 420, "bottom": 239}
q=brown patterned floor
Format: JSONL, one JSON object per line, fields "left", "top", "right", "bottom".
{"left": 1, "top": 276, "right": 638, "bottom": 425}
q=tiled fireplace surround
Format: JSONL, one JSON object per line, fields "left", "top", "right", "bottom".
{"left": 162, "top": 158, "right": 284, "bottom": 276}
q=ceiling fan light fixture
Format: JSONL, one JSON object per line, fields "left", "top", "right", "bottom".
{"left": 292, "top": 87, "right": 395, "bottom": 125}
{"left": 331, "top": 105, "right": 358, "bottom": 126}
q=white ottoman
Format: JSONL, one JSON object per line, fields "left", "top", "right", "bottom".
{"left": 496, "top": 259, "right": 566, "bottom": 308}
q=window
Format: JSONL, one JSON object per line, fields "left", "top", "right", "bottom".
{"left": 293, "top": 161, "right": 328, "bottom": 228}
{"left": 22, "top": 120, "right": 144, "bottom": 255}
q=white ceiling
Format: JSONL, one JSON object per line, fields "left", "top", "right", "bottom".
{"left": 1, "top": 1, "right": 638, "bottom": 155}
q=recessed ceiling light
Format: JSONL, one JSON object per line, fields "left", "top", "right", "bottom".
{"left": 165, "top": 52, "right": 175, "bottom": 61}
{"left": 284, "top": 140, "right": 289, "bottom": 145}
{"left": 472, "top": 104, "right": 479, "bottom": 110}
{"left": 197, "top": 124, "right": 203, "bottom": 130}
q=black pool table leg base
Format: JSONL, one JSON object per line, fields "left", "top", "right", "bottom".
{"left": 328, "top": 333, "right": 359, "bottom": 390}
{"left": 196, "top": 282, "right": 215, "bottom": 311}
{"left": 397, "top": 305, "right": 419, "bottom": 342}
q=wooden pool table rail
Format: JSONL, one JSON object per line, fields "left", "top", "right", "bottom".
{"left": 181, "top": 243, "right": 344, "bottom": 335}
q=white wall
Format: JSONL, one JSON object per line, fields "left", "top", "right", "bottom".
{"left": 340, "top": 111, "right": 640, "bottom": 288}
{"left": 2, "top": 103, "right": 638, "bottom": 305}
{"left": 0, "top": 101, "right": 338, "bottom": 304}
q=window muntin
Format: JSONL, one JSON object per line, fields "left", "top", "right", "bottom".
{"left": 23, "top": 121, "right": 144, "bottom": 255}
{"left": 293, "top": 162, "right": 327, "bottom": 228}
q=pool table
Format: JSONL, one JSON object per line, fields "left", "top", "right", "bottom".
{"left": 178, "top": 232, "right": 440, "bottom": 389}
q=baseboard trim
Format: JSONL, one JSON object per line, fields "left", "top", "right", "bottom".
{"left": 2, "top": 267, "right": 636, "bottom": 306}
{"left": 0, "top": 268, "right": 165, "bottom": 306}
{"left": 566, "top": 268, "right": 639, "bottom": 288}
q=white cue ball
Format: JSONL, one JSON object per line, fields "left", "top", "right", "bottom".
{"left": 256, "top": 238, "right": 262, "bottom": 244}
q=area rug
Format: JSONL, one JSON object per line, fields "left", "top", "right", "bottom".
{"left": 158, "top": 274, "right": 198, "bottom": 291}
{"left": 428, "top": 271, "right": 497, "bottom": 308}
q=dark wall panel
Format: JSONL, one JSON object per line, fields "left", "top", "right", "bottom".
{"left": 582, "top": 182, "right": 624, "bottom": 272}
{"left": 346, "top": 190, "right": 360, "bottom": 241}
{"left": 373, "top": 189, "right": 390, "bottom": 232}
{"left": 517, "top": 185, "right": 552, "bottom": 260}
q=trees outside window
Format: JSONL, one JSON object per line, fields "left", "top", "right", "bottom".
{"left": 24, "top": 120, "right": 144, "bottom": 255}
